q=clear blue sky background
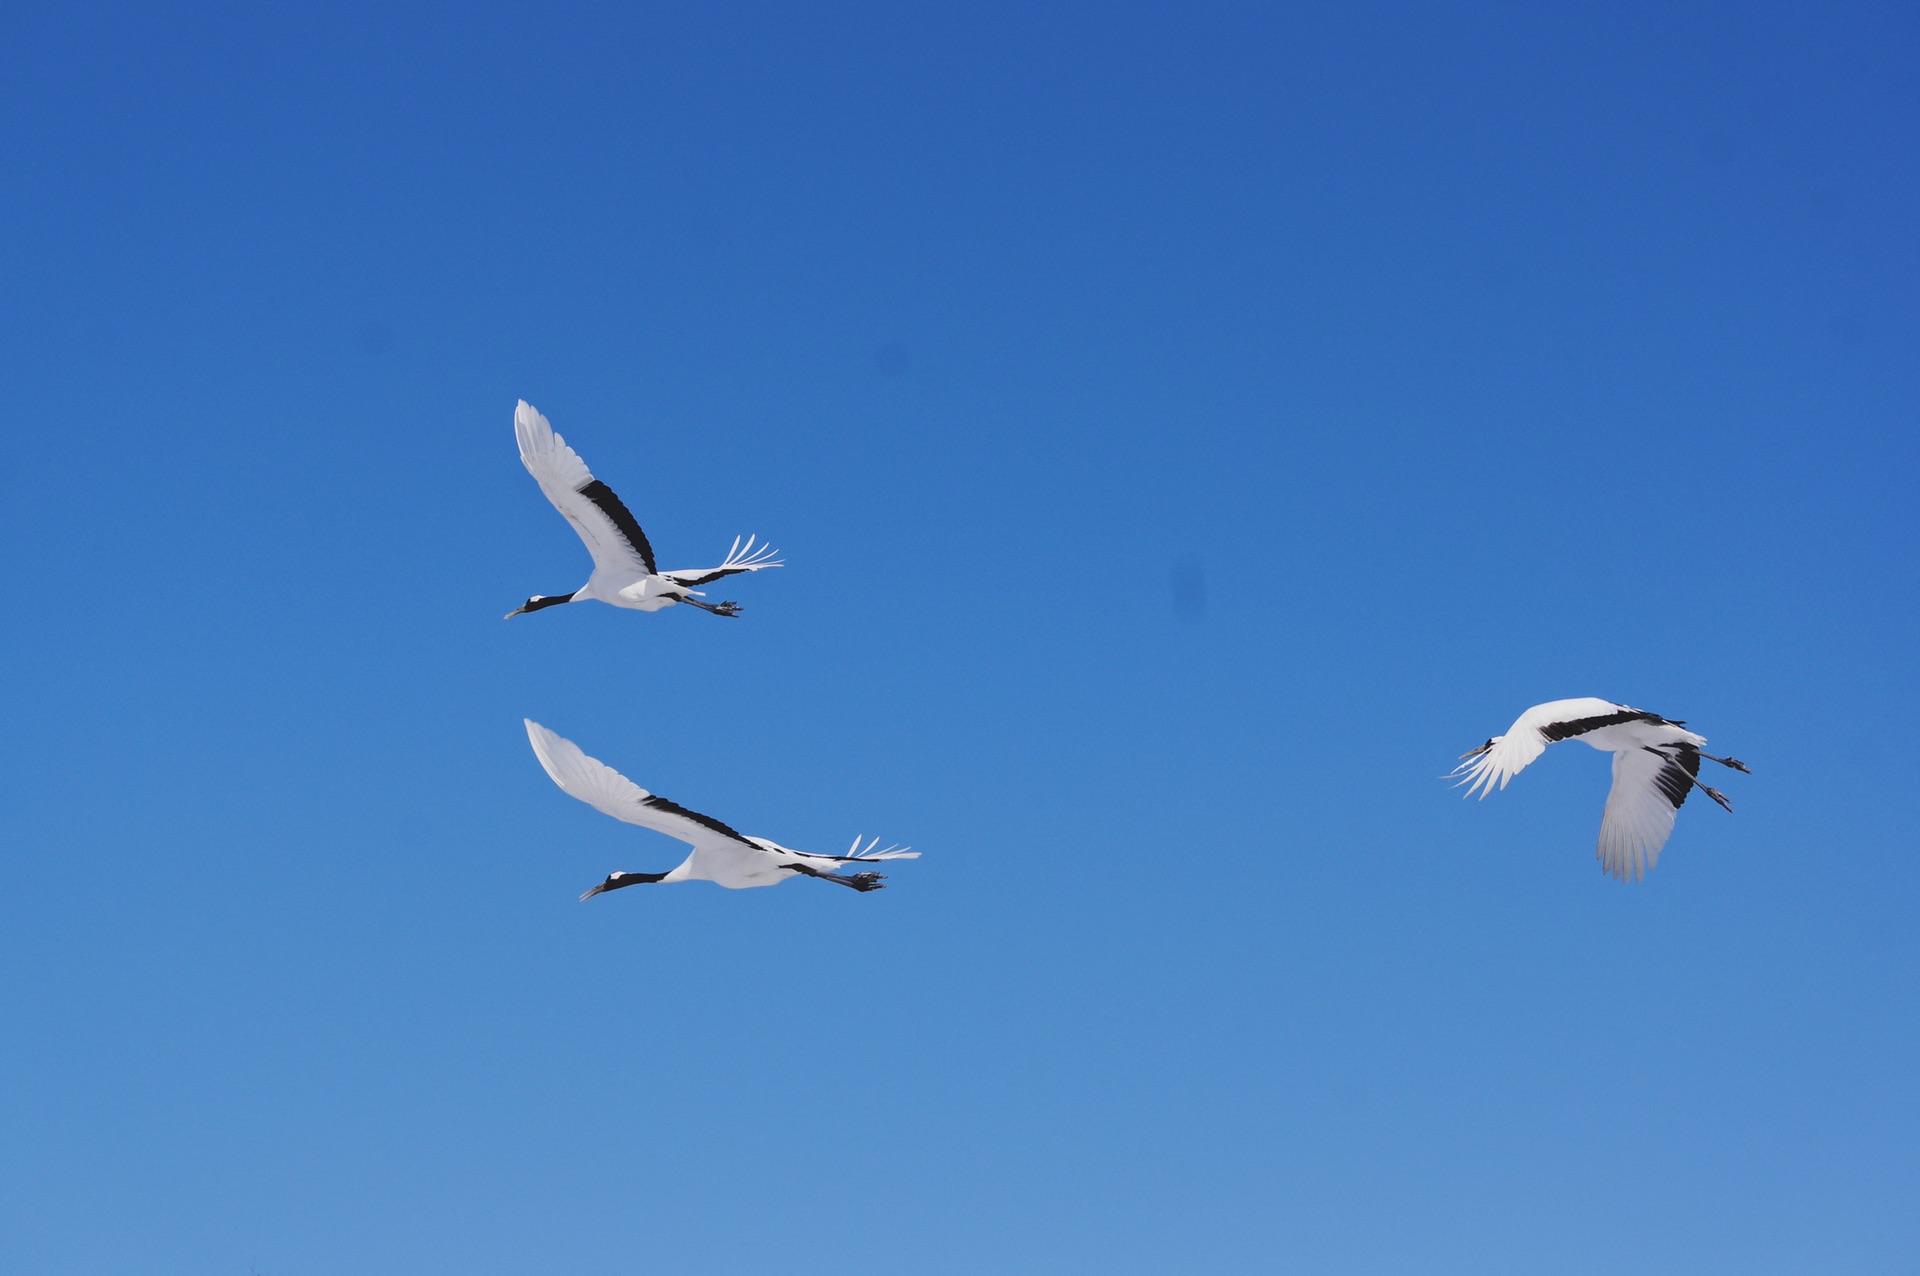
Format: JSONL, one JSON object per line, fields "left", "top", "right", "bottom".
{"left": 3, "top": 2, "right": 1916, "bottom": 1272}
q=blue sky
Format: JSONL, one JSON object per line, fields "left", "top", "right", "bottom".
{"left": 2, "top": 2, "right": 1917, "bottom": 1271}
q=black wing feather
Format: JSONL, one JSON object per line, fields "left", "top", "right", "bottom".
{"left": 1651, "top": 746, "right": 1699, "bottom": 811}
{"left": 641, "top": 794, "right": 755, "bottom": 846}
{"left": 1541, "top": 708, "right": 1667, "bottom": 742}
{"left": 577, "top": 479, "right": 658, "bottom": 574}
{"left": 665, "top": 566, "right": 751, "bottom": 587}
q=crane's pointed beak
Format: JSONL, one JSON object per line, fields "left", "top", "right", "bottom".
{"left": 580, "top": 874, "right": 626, "bottom": 900}
{"left": 505, "top": 604, "right": 529, "bottom": 619}
{"left": 1458, "top": 739, "right": 1495, "bottom": 760}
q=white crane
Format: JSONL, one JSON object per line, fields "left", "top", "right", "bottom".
{"left": 1449, "top": 698, "right": 1750, "bottom": 882}
{"left": 524, "top": 720, "right": 920, "bottom": 896}
{"left": 506, "top": 400, "right": 782, "bottom": 619}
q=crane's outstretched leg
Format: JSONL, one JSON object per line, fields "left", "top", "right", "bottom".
{"left": 1700, "top": 751, "right": 1751, "bottom": 774}
{"left": 782, "top": 863, "right": 887, "bottom": 892}
{"left": 1652, "top": 748, "right": 1735, "bottom": 812}
{"left": 676, "top": 594, "right": 742, "bottom": 617}
{"left": 1690, "top": 777, "right": 1735, "bottom": 812}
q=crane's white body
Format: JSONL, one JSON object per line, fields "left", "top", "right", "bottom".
{"left": 511, "top": 401, "right": 781, "bottom": 616}
{"left": 524, "top": 720, "right": 919, "bottom": 893}
{"left": 1452, "top": 698, "right": 1747, "bottom": 883}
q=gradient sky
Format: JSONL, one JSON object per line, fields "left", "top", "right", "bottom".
{"left": 3, "top": 2, "right": 1917, "bottom": 1272}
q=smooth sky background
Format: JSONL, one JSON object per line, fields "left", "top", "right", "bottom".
{"left": 3, "top": 2, "right": 1917, "bottom": 1272}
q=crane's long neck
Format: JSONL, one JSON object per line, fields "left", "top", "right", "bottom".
{"left": 510, "top": 590, "right": 576, "bottom": 614}
{"left": 603, "top": 870, "right": 669, "bottom": 889}
{"left": 582, "top": 868, "right": 670, "bottom": 900}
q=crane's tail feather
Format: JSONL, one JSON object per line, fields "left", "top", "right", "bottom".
{"left": 659, "top": 534, "right": 785, "bottom": 587}
{"left": 718, "top": 533, "right": 784, "bottom": 572}
{"left": 841, "top": 833, "right": 920, "bottom": 861}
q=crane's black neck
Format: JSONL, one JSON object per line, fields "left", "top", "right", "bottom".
{"left": 522, "top": 592, "right": 578, "bottom": 613}
{"left": 603, "top": 870, "right": 669, "bottom": 890}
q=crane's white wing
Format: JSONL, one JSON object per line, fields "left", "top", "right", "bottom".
{"left": 1596, "top": 746, "right": 1697, "bottom": 882}
{"left": 514, "top": 401, "right": 658, "bottom": 576}
{"left": 1451, "top": 698, "right": 1648, "bottom": 798}
{"left": 524, "top": 720, "right": 755, "bottom": 852}
{"left": 660, "top": 534, "right": 785, "bottom": 586}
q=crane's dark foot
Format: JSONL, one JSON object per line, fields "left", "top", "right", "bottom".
{"left": 678, "top": 595, "right": 743, "bottom": 617}
{"left": 1703, "top": 786, "right": 1733, "bottom": 812}
{"left": 782, "top": 863, "right": 887, "bottom": 891}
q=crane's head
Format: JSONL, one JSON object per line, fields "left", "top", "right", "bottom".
{"left": 1459, "top": 737, "right": 1496, "bottom": 760}
{"left": 579, "top": 870, "right": 667, "bottom": 900}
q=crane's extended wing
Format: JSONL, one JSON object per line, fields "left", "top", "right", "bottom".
{"left": 1596, "top": 746, "right": 1697, "bottom": 882}
{"left": 524, "top": 720, "right": 756, "bottom": 851}
{"left": 660, "top": 534, "right": 784, "bottom": 587}
{"left": 515, "top": 401, "right": 658, "bottom": 576}
{"left": 1450, "top": 697, "right": 1652, "bottom": 798}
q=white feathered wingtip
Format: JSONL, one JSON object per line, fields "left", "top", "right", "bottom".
{"left": 845, "top": 834, "right": 920, "bottom": 861}
{"left": 513, "top": 399, "right": 591, "bottom": 488}
{"left": 1446, "top": 742, "right": 1505, "bottom": 800}
{"left": 523, "top": 718, "right": 571, "bottom": 789}
{"left": 720, "top": 533, "right": 784, "bottom": 572}
{"left": 514, "top": 399, "right": 548, "bottom": 449}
